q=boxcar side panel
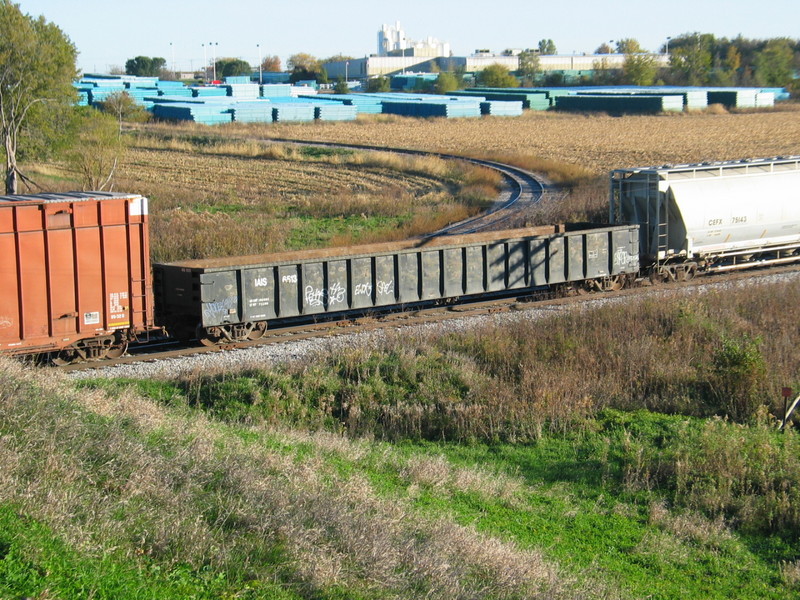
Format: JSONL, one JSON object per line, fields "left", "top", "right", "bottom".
{"left": 421, "top": 251, "right": 442, "bottom": 300}
{"left": 398, "top": 253, "right": 419, "bottom": 303}
{"left": 374, "top": 255, "right": 396, "bottom": 306}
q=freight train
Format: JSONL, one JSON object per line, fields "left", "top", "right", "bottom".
{"left": 1, "top": 156, "right": 799, "bottom": 364}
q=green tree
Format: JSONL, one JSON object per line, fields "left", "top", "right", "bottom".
{"left": 754, "top": 38, "right": 795, "bottom": 86}
{"left": 287, "top": 53, "right": 328, "bottom": 84}
{"left": 0, "top": 1, "right": 77, "bottom": 193}
{"left": 434, "top": 71, "right": 459, "bottom": 94}
{"left": 65, "top": 108, "right": 127, "bottom": 191}
{"left": 476, "top": 63, "right": 519, "bottom": 88}
{"left": 261, "top": 55, "right": 281, "bottom": 72}
{"left": 215, "top": 58, "right": 251, "bottom": 78}
{"left": 615, "top": 38, "right": 643, "bottom": 54}
{"left": 622, "top": 53, "right": 657, "bottom": 85}
{"left": 667, "top": 33, "right": 714, "bottom": 85}
{"left": 96, "top": 91, "right": 150, "bottom": 129}
{"left": 538, "top": 39, "right": 557, "bottom": 55}
{"left": 322, "top": 54, "right": 354, "bottom": 65}
{"left": 124, "top": 56, "right": 166, "bottom": 77}
{"left": 333, "top": 77, "right": 350, "bottom": 94}
{"left": 365, "top": 76, "right": 390, "bottom": 93}
{"left": 595, "top": 42, "right": 614, "bottom": 54}
{"left": 517, "top": 50, "right": 540, "bottom": 84}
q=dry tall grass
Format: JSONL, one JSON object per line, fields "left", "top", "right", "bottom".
{"left": 0, "top": 358, "right": 591, "bottom": 599}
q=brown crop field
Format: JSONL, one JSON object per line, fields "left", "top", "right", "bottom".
{"left": 238, "top": 105, "right": 800, "bottom": 174}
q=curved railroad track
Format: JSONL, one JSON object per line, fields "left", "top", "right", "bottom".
{"left": 269, "top": 138, "right": 553, "bottom": 235}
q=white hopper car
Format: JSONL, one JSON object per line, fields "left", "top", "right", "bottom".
{"left": 610, "top": 156, "right": 800, "bottom": 281}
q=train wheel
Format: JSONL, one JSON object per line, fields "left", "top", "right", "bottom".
{"left": 246, "top": 321, "right": 267, "bottom": 340}
{"left": 602, "top": 276, "right": 624, "bottom": 292}
{"left": 51, "top": 349, "right": 79, "bottom": 366}
{"left": 197, "top": 324, "right": 225, "bottom": 347}
{"left": 104, "top": 342, "right": 128, "bottom": 360}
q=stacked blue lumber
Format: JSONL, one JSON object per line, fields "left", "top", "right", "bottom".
{"left": 456, "top": 89, "right": 550, "bottom": 110}
{"left": 225, "top": 76, "right": 251, "bottom": 84}
{"left": 707, "top": 88, "right": 757, "bottom": 108}
{"left": 123, "top": 87, "right": 159, "bottom": 108}
{"left": 125, "top": 77, "right": 159, "bottom": 88}
{"left": 760, "top": 87, "right": 790, "bottom": 101}
{"left": 290, "top": 85, "right": 317, "bottom": 97}
{"left": 230, "top": 100, "right": 273, "bottom": 122}
{"left": 305, "top": 94, "right": 383, "bottom": 114}
{"left": 75, "top": 89, "right": 90, "bottom": 106}
{"left": 555, "top": 94, "right": 684, "bottom": 114}
{"left": 755, "top": 91, "right": 775, "bottom": 107}
{"left": 191, "top": 86, "right": 228, "bottom": 97}
{"left": 380, "top": 99, "right": 482, "bottom": 118}
{"left": 226, "top": 83, "right": 260, "bottom": 99}
{"left": 271, "top": 103, "right": 315, "bottom": 122}
{"left": 156, "top": 80, "right": 192, "bottom": 97}
{"left": 574, "top": 86, "right": 707, "bottom": 110}
{"left": 151, "top": 102, "right": 232, "bottom": 125}
{"left": 260, "top": 84, "right": 293, "bottom": 98}
{"left": 480, "top": 100, "right": 524, "bottom": 116}
{"left": 314, "top": 103, "right": 358, "bottom": 121}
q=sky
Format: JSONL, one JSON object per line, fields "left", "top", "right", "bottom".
{"left": 16, "top": 0, "right": 800, "bottom": 75}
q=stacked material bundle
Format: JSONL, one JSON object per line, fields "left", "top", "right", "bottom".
{"left": 314, "top": 103, "right": 358, "bottom": 121}
{"left": 123, "top": 87, "right": 159, "bottom": 108}
{"left": 480, "top": 100, "right": 524, "bottom": 116}
{"left": 574, "top": 87, "right": 708, "bottom": 110}
{"left": 760, "top": 87, "right": 790, "bottom": 101}
{"left": 290, "top": 85, "right": 317, "bottom": 97}
{"left": 755, "top": 92, "right": 775, "bottom": 107}
{"left": 230, "top": 100, "right": 273, "bottom": 122}
{"left": 151, "top": 102, "right": 232, "bottom": 125}
{"left": 271, "top": 103, "right": 315, "bottom": 122}
{"left": 260, "top": 84, "right": 293, "bottom": 98}
{"left": 192, "top": 86, "right": 228, "bottom": 97}
{"left": 156, "top": 80, "right": 192, "bottom": 97}
{"left": 707, "top": 89, "right": 757, "bottom": 108}
{"left": 226, "top": 83, "right": 260, "bottom": 99}
{"left": 225, "top": 76, "right": 251, "bottom": 84}
{"left": 555, "top": 94, "right": 684, "bottom": 114}
{"left": 456, "top": 89, "right": 550, "bottom": 110}
{"left": 380, "top": 99, "right": 482, "bottom": 118}
{"left": 303, "top": 94, "right": 383, "bottom": 114}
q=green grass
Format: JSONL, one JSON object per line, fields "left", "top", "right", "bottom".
{"left": 0, "top": 504, "right": 300, "bottom": 600}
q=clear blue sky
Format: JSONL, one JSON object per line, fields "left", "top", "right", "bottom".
{"left": 17, "top": 0, "right": 800, "bottom": 74}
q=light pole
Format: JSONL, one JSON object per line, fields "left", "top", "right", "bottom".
{"left": 345, "top": 60, "right": 349, "bottom": 83}
{"left": 257, "top": 43, "right": 262, "bottom": 84}
{"left": 210, "top": 42, "right": 218, "bottom": 82}
{"left": 202, "top": 43, "right": 207, "bottom": 83}
{"left": 170, "top": 42, "right": 175, "bottom": 75}
{"left": 665, "top": 36, "right": 672, "bottom": 56}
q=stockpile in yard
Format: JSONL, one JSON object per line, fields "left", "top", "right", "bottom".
{"left": 555, "top": 94, "right": 684, "bottom": 114}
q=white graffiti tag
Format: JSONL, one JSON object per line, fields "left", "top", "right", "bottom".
{"left": 376, "top": 279, "right": 394, "bottom": 296}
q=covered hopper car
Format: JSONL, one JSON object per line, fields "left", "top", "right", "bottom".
{"left": 610, "top": 156, "right": 800, "bottom": 281}
{"left": 0, "top": 192, "right": 154, "bottom": 363}
{"left": 153, "top": 224, "right": 641, "bottom": 345}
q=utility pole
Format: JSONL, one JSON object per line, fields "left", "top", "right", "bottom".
{"left": 257, "top": 43, "right": 262, "bottom": 84}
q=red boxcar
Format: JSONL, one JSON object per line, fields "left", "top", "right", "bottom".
{"left": 0, "top": 192, "right": 154, "bottom": 362}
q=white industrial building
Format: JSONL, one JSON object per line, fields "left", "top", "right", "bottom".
{"left": 324, "top": 52, "right": 668, "bottom": 80}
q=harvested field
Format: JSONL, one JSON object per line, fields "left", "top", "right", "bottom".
{"left": 226, "top": 105, "right": 800, "bottom": 174}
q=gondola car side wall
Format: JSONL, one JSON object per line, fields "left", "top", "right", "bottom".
{"left": 0, "top": 192, "right": 154, "bottom": 356}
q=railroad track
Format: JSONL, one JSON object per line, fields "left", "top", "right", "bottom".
{"left": 59, "top": 264, "right": 800, "bottom": 374}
